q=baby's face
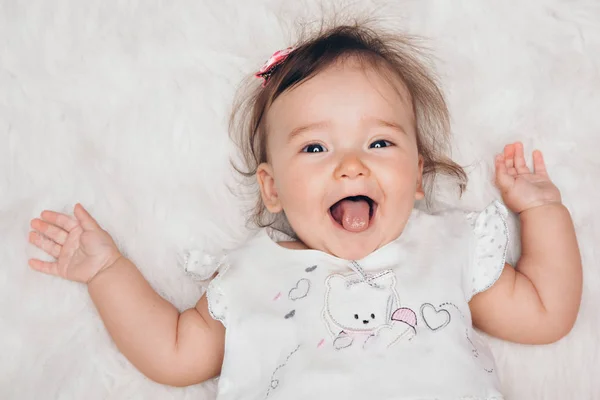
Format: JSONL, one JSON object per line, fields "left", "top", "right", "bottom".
{"left": 258, "top": 60, "right": 423, "bottom": 259}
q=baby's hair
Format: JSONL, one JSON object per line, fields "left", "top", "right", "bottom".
{"left": 230, "top": 21, "right": 467, "bottom": 233}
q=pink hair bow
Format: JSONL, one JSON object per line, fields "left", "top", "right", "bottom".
{"left": 255, "top": 47, "right": 295, "bottom": 86}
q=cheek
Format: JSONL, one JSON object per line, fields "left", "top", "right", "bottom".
{"left": 378, "top": 156, "right": 419, "bottom": 188}
{"left": 275, "top": 163, "right": 324, "bottom": 210}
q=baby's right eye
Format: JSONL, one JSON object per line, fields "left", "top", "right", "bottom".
{"left": 302, "top": 144, "right": 327, "bottom": 153}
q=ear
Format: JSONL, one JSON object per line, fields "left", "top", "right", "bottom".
{"left": 415, "top": 155, "right": 425, "bottom": 200}
{"left": 257, "top": 162, "right": 283, "bottom": 213}
{"left": 326, "top": 274, "right": 347, "bottom": 291}
{"left": 371, "top": 271, "right": 396, "bottom": 290}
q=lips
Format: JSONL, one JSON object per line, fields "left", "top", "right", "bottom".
{"left": 329, "top": 195, "right": 377, "bottom": 232}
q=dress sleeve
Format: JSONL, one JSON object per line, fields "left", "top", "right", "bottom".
{"left": 464, "top": 200, "right": 510, "bottom": 301}
{"left": 180, "top": 249, "right": 223, "bottom": 281}
{"left": 179, "top": 248, "right": 229, "bottom": 326}
{"left": 206, "top": 265, "right": 230, "bottom": 327}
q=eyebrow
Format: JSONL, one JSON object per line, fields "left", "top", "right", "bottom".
{"left": 287, "top": 121, "right": 331, "bottom": 143}
{"left": 364, "top": 117, "right": 408, "bottom": 136}
{"left": 286, "top": 117, "right": 407, "bottom": 142}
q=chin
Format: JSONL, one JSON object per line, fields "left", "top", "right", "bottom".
{"left": 325, "top": 232, "right": 384, "bottom": 260}
{"left": 333, "top": 246, "right": 376, "bottom": 260}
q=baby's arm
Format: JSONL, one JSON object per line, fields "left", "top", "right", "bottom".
{"left": 469, "top": 143, "right": 582, "bottom": 344}
{"left": 28, "top": 204, "right": 225, "bottom": 386}
{"left": 89, "top": 259, "right": 224, "bottom": 386}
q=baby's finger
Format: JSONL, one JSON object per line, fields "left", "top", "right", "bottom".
{"left": 532, "top": 150, "right": 549, "bottom": 177}
{"left": 28, "top": 231, "right": 61, "bottom": 258}
{"left": 503, "top": 144, "right": 515, "bottom": 169}
{"left": 514, "top": 142, "right": 530, "bottom": 174}
{"left": 30, "top": 218, "right": 68, "bottom": 245}
{"left": 495, "top": 154, "right": 514, "bottom": 189}
{"left": 40, "top": 210, "right": 78, "bottom": 233}
{"left": 28, "top": 258, "right": 60, "bottom": 277}
{"left": 74, "top": 204, "right": 101, "bottom": 231}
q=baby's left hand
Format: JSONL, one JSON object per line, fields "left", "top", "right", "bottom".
{"left": 495, "top": 142, "right": 562, "bottom": 213}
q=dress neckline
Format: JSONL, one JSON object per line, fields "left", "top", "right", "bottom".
{"left": 257, "top": 208, "right": 421, "bottom": 271}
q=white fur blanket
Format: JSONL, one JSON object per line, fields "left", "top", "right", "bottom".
{"left": 2, "top": 1, "right": 599, "bottom": 399}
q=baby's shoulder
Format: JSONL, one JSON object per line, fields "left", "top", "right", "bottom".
{"left": 412, "top": 204, "right": 472, "bottom": 233}
{"left": 221, "top": 229, "right": 295, "bottom": 266}
{"left": 409, "top": 201, "right": 508, "bottom": 245}
{"left": 277, "top": 240, "right": 308, "bottom": 250}
{"left": 419, "top": 201, "right": 507, "bottom": 226}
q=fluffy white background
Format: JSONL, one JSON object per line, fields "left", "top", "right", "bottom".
{"left": 1, "top": 0, "right": 599, "bottom": 399}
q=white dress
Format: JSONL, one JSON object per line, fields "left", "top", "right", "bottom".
{"left": 204, "top": 201, "right": 509, "bottom": 400}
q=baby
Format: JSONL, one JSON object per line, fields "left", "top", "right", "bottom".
{"left": 28, "top": 24, "right": 582, "bottom": 399}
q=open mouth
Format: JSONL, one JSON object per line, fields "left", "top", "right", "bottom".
{"left": 329, "top": 195, "right": 377, "bottom": 232}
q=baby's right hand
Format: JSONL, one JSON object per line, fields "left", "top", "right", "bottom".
{"left": 28, "top": 204, "right": 122, "bottom": 284}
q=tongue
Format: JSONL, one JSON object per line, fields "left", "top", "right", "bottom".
{"left": 331, "top": 199, "right": 371, "bottom": 232}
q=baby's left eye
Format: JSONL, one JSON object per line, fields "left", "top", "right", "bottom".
{"left": 370, "top": 140, "right": 392, "bottom": 149}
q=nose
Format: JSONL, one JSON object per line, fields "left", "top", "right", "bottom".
{"left": 362, "top": 320, "right": 369, "bottom": 325}
{"left": 334, "top": 152, "right": 369, "bottom": 180}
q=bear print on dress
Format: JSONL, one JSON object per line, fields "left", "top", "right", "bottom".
{"left": 322, "top": 270, "right": 417, "bottom": 350}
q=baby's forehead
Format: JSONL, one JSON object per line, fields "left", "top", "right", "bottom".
{"left": 265, "top": 58, "right": 415, "bottom": 134}
{"left": 276, "top": 56, "right": 412, "bottom": 107}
